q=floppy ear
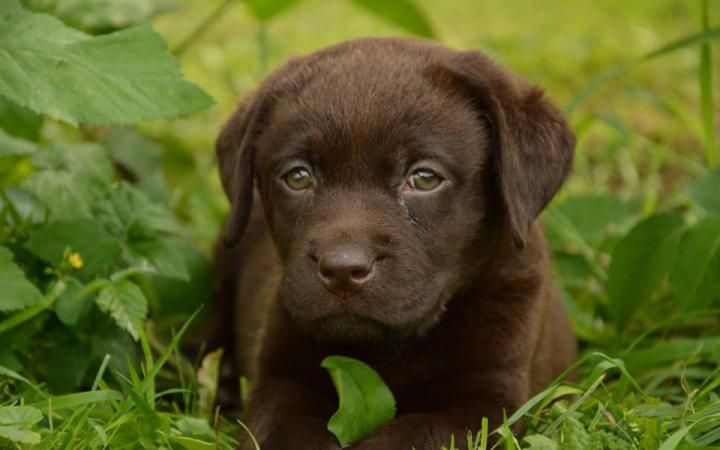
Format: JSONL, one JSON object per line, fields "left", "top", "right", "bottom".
{"left": 216, "top": 92, "right": 274, "bottom": 247}
{"left": 441, "top": 51, "right": 575, "bottom": 248}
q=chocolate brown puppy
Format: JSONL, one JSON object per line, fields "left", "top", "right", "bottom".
{"left": 213, "top": 37, "right": 577, "bottom": 449}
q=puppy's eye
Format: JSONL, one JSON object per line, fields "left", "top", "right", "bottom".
{"left": 407, "top": 168, "right": 443, "bottom": 191}
{"left": 284, "top": 167, "right": 314, "bottom": 191}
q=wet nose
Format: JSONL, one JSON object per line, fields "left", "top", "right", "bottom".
{"left": 317, "top": 244, "right": 375, "bottom": 297}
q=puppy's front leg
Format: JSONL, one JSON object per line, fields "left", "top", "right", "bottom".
{"left": 239, "top": 378, "right": 340, "bottom": 450}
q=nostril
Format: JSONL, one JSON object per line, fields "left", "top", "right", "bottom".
{"left": 350, "top": 267, "right": 371, "bottom": 280}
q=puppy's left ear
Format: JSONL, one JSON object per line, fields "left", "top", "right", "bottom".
{"left": 438, "top": 51, "right": 575, "bottom": 248}
{"left": 216, "top": 91, "right": 275, "bottom": 247}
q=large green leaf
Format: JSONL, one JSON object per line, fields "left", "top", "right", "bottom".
{"left": 0, "top": 246, "right": 43, "bottom": 312}
{"left": 25, "top": 219, "right": 122, "bottom": 277}
{"left": 607, "top": 213, "right": 685, "bottom": 329}
{"left": 23, "top": 142, "right": 113, "bottom": 220}
{"left": 94, "top": 182, "right": 177, "bottom": 239}
{"left": 687, "top": 168, "right": 720, "bottom": 214}
{"left": 321, "top": 355, "right": 396, "bottom": 446}
{"left": 544, "top": 194, "right": 639, "bottom": 250}
{"left": 95, "top": 279, "right": 147, "bottom": 340}
{"left": 244, "top": 0, "right": 300, "bottom": 21}
{"left": 128, "top": 238, "right": 189, "bottom": 281}
{"left": 26, "top": 0, "right": 174, "bottom": 33}
{"left": 0, "top": 405, "right": 42, "bottom": 444}
{"left": 669, "top": 217, "right": 720, "bottom": 311}
{"left": 351, "top": 0, "right": 434, "bottom": 38}
{"left": 0, "top": 0, "right": 213, "bottom": 126}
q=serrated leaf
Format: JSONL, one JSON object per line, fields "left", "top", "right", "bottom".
{"left": 28, "top": 0, "right": 173, "bottom": 33}
{"left": 0, "top": 405, "right": 42, "bottom": 427}
{"left": 54, "top": 277, "right": 91, "bottom": 325}
{"left": 128, "top": 238, "right": 189, "bottom": 280}
{"left": 351, "top": 0, "right": 434, "bottom": 38}
{"left": 0, "top": 246, "right": 43, "bottom": 312}
{"left": 96, "top": 279, "right": 147, "bottom": 340}
{"left": 524, "top": 434, "right": 559, "bottom": 450}
{"left": 669, "top": 217, "right": 720, "bottom": 311}
{"left": 607, "top": 213, "right": 685, "bottom": 329}
{"left": 95, "top": 182, "right": 177, "bottom": 238}
{"left": 544, "top": 194, "right": 639, "bottom": 250}
{"left": 25, "top": 219, "right": 121, "bottom": 277}
{"left": 0, "top": 0, "right": 213, "bottom": 126}
{"left": 0, "top": 405, "right": 42, "bottom": 443}
{"left": 0, "top": 427, "right": 41, "bottom": 444}
{"left": 687, "top": 168, "right": 720, "bottom": 214}
{"left": 244, "top": 0, "right": 300, "bottom": 21}
{"left": 23, "top": 142, "right": 113, "bottom": 220}
{"left": 321, "top": 355, "right": 396, "bottom": 446}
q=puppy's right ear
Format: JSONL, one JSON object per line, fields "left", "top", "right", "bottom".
{"left": 216, "top": 92, "right": 273, "bottom": 247}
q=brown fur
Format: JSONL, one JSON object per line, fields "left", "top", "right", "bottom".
{"left": 212, "top": 37, "right": 577, "bottom": 449}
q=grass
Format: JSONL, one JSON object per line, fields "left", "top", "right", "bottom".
{"left": 1, "top": 0, "right": 720, "bottom": 448}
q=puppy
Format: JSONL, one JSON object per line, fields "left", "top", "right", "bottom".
{"left": 213, "top": 37, "right": 577, "bottom": 449}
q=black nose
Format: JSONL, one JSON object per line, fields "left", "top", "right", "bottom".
{"left": 317, "top": 244, "right": 375, "bottom": 297}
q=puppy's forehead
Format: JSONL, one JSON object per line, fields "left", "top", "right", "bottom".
{"left": 257, "top": 42, "right": 488, "bottom": 177}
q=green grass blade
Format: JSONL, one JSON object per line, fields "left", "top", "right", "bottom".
{"left": 30, "top": 390, "right": 123, "bottom": 412}
{"left": 699, "top": 0, "right": 717, "bottom": 168}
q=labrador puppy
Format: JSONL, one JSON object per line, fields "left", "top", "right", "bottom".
{"left": 212, "top": 37, "right": 577, "bottom": 450}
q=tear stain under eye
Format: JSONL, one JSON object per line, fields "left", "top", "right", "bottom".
{"left": 398, "top": 196, "right": 432, "bottom": 232}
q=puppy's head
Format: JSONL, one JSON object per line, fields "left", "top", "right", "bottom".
{"left": 217, "top": 38, "right": 574, "bottom": 343}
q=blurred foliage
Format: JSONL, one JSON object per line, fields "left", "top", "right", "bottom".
{"left": 0, "top": 0, "right": 719, "bottom": 448}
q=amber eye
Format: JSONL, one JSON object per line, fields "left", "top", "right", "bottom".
{"left": 407, "top": 168, "right": 443, "bottom": 191}
{"left": 284, "top": 167, "right": 314, "bottom": 191}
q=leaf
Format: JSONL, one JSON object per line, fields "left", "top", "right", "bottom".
{"left": 197, "top": 349, "right": 223, "bottom": 420}
{"left": 321, "top": 355, "right": 396, "bottom": 446}
{"left": 128, "top": 238, "right": 189, "bottom": 281}
{"left": 351, "top": 0, "right": 434, "bottom": 38}
{"left": 524, "top": 435, "right": 558, "bottom": 450}
{"left": 96, "top": 279, "right": 147, "bottom": 340}
{"left": 54, "top": 277, "right": 92, "bottom": 325}
{"left": 0, "top": 405, "right": 42, "bottom": 444}
{"left": 544, "top": 194, "right": 639, "bottom": 250}
{"left": 669, "top": 217, "right": 720, "bottom": 311}
{"left": 0, "top": 246, "right": 43, "bottom": 312}
{"left": 24, "top": 142, "right": 114, "bottom": 220}
{"left": 0, "top": 0, "right": 213, "bottom": 126}
{"left": 0, "top": 97, "right": 42, "bottom": 141}
{"left": 25, "top": 219, "right": 121, "bottom": 277}
{"left": 607, "top": 213, "right": 685, "bottom": 329}
{"left": 105, "top": 127, "right": 162, "bottom": 179}
{"left": 27, "top": 0, "right": 173, "bottom": 33}
{"left": 0, "top": 127, "right": 36, "bottom": 158}
{"left": 244, "top": 0, "right": 300, "bottom": 21}
{"left": 687, "top": 168, "right": 720, "bottom": 214}
{"left": 170, "top": 436, "right": 217, "bottom": 450}
{"left": 95, "top": 182, "right": 178, "bottom": 238}
{"left": 0, "top": 427, "right": 41, "bottom": 444}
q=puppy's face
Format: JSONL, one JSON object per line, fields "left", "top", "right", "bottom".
{"left": 218, "top": 39, "right": 574, "bottom": 343}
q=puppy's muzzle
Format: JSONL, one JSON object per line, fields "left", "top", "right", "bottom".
{"left": 317, "top": 243, "right": 375, "bottom": 298}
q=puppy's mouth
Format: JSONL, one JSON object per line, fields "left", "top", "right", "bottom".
{"left": 304, "top": 313, "right": 397, "bottom": 343}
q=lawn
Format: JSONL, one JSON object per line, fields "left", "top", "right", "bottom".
{"left": 0, "top": 0, "right": 719, "bottom": 448}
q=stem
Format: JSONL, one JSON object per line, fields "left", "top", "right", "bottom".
{"left": 172, "top": 0, "right": 235, "bottom": 56}
{"left": 0, "top": 280, "right": 66, "bottom": 334}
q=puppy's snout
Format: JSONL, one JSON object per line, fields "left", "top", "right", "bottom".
{"left": 317, "top": 244, "right": 375, "bottom": 297}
